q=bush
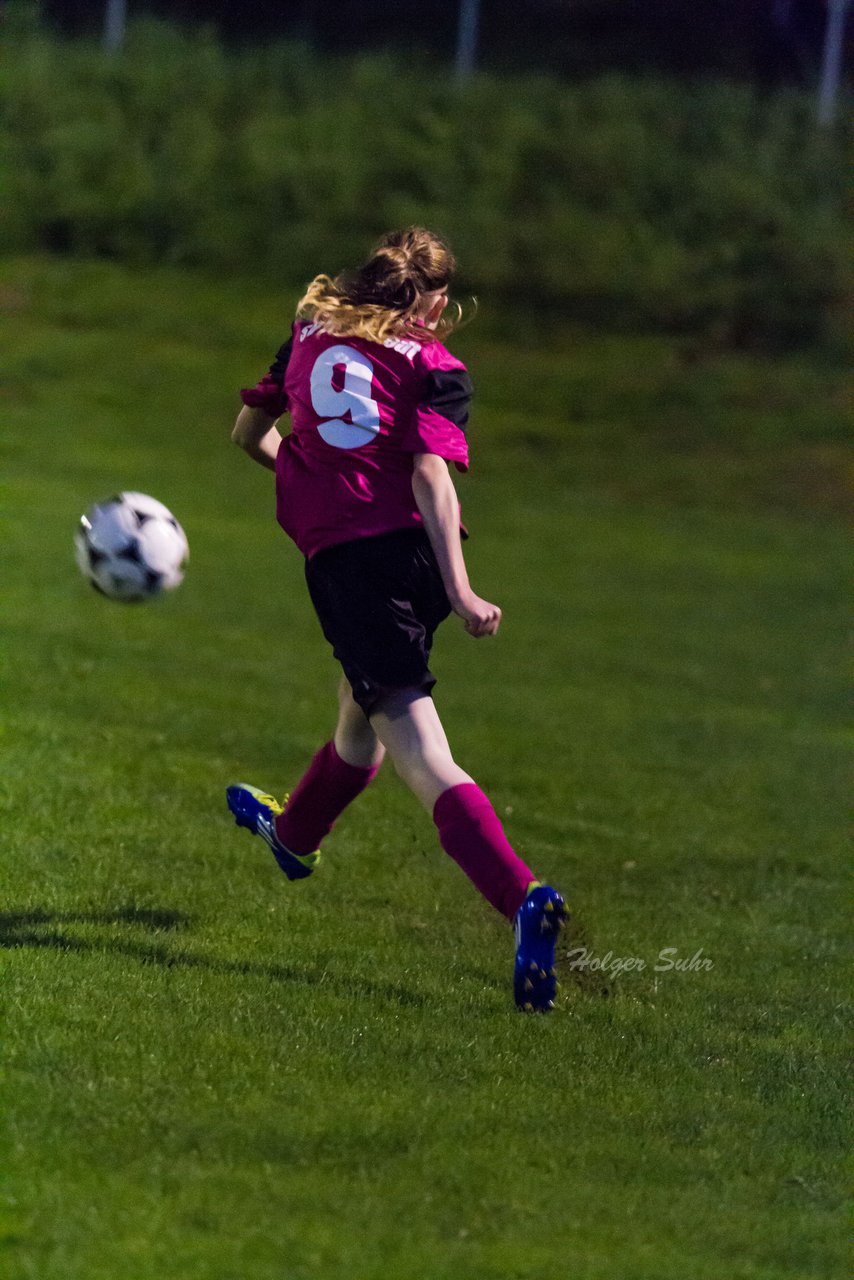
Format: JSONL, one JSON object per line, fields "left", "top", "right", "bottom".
{"left": 1, "top": 18, "right": 849, "bottom": 349}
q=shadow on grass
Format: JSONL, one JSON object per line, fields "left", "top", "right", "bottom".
{"left": 0, "top": 906, "right": 427, "bottom": 1007}
{"left": 557, "top": 912, "right": 615, "bottom": 999}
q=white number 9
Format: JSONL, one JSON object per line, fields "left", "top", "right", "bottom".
{"left": 310, "top": 345, "right": 380, "bottom": 449}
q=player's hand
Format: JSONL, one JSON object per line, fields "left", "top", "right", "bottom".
{"left": 450, "top": 589, "right": 502, "bottom": 637}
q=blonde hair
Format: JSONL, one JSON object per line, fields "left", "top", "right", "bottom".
{"left": 296, "top": 227, "right": 465, "bottom": 344}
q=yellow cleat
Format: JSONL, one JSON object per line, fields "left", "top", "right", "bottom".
{"left": 226, "top": 783, "right": 319, "bottom": 882}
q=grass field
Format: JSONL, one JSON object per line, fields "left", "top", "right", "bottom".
{"left": 1, "top": 256, "right": 849, "bottom": 1279}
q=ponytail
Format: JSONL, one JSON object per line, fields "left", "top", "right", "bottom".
{"left": 296, "top": 227, "right": 466, "bottom": 344}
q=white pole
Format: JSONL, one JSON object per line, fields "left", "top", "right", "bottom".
{"left": 817, "top": 0, "right": 850, "bottom": 127}
{"left": 455, "top": 0, "right": 480, "bottom": 81}
{"left": 103, "top": 0, "right": 127, "bottom": 54}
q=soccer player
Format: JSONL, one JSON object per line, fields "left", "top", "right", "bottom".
{"left": 227, "top": 227, "right": 566, "bottom": 1011}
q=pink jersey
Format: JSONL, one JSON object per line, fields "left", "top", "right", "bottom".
{"left": 240, "top": 321, "right": 471, "bottom": 559}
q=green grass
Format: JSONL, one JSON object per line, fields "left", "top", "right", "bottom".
{"left": 1, "top": 256, "right": 850, "bottom": 1279}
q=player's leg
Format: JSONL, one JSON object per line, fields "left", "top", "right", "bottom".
{"left": 226, "top": 677, "right": 383, "bottom": 879}
{"left": 273, "top": 677, "right": 384, "bottom": 852}
{"left": 333, "top": 674, "right": 386, "bottom": 770}
{"left": 368, "top": 687, "right": 471, "bottom": 811}
{"left": 370, "top": 689, "right": 535, "bottom": 918}
{"left": 370, "top": 688, "right": 567, "bottom": 1011}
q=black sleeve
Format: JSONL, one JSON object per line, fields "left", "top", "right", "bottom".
{"left": 239, "top": 334, "right": 294, "bottom": 416}
{"left": 268, "top": 336, "right": 294, "bottom": 386}
{"left": 421, "top": 367, "right": 474, "bottom": 433}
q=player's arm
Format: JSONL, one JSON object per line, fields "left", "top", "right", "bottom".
{"left": 234, "top": 334, "right": 294, "bottom": 471}
{"left": 411, "top": 452, "right": 501, "bottom": 638}
{"left": 231, "top": 406, "right": 283, "bottom": 472}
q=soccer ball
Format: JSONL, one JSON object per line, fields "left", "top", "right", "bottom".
{"left": 74, "top": 492, "right": 188, "bottom": 602}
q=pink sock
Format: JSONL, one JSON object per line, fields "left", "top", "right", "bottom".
{"left": 432, "top": 783, "right": 535, "bottom": 920}
{"left": 275, "top": 740, "right": 380, "bottom": 855}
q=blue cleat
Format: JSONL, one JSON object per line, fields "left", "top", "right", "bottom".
{"left": 226, "top": 783, "right": 320, "bottom": 881}
{"left": 513, "top": 884, "right": 568, "bottom": 1012}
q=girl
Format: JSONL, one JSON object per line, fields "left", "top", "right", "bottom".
{"left": 227, "top": 227, "right": 566, "bottom": 1011}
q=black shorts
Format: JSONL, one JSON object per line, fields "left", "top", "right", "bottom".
{"left": 304, "top": 528, "right": 452, "bottom": 716}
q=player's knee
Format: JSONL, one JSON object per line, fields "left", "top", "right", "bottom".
{"left": 337, "top": 723, "right": 384, "bottom": 768}
{"left": 390, "top": 746, "right": 452, "bottom": 792}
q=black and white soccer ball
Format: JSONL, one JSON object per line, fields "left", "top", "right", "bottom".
{"left": 74, "top": 492, "right": 189, "bottom": 602}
